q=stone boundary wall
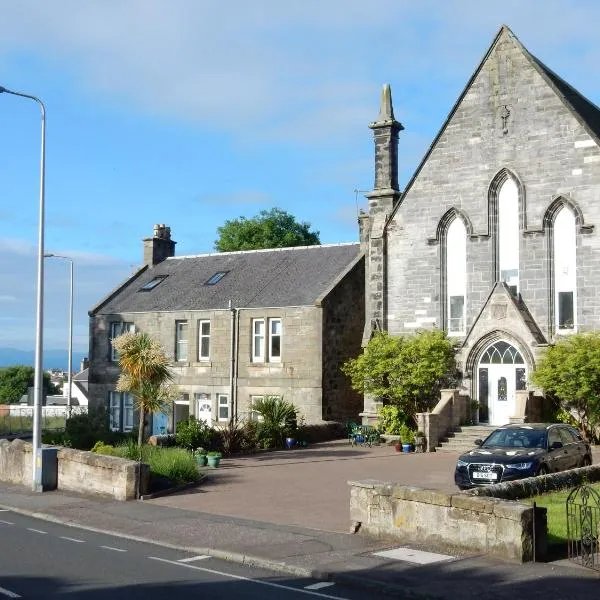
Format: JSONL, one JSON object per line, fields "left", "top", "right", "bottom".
{"left": 0, "top": 439, "right": 148, "bottom": 501}
{"left": 349, "top": 479, "right": 546, "bottom": 562}
{"left": 466, "top": 464, "right": 600, "bottom": 500}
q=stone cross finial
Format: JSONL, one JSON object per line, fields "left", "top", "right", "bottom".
{"left": 500, "top": 105, "right": 511, "bottom": 134}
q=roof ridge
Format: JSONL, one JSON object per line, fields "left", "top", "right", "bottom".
{"left": 169, "top": 241, "right": 359, "bottom": 260}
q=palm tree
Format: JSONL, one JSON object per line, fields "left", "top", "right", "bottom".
{"left": 112, "top": 331, "right": 174, "bottom": 447}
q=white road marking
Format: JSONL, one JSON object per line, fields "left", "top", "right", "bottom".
{"left": 26, "top": 528, "right": 47, "bottom": 534}
{"left": 149, "top": 556, "right": 349, "bottom": 599}
{"left": 0, "top": 585, "right": 21, "bottom": 598}
{"left": 0, "top": 509, "right": 9, "bottom": 512}
{"left": 60, "top": 536, "right": 85, "bottom": 543}
{"left": 178, "top": 555, "right": 210, "bottom": 563}
{"left": 0, "top": 520, "right": 14, "bottom": 525}
{"left": 304, "top": 582, "right": 335, "bottom": 590}
{"left": 374, "top": 547, "right": 454, "bottom": 565}
{"left": 100, "top": 546, "right": 127, "bottom": 552}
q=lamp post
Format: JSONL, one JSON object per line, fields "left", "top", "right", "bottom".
{"left": 0, "top": 85, "right": 46, "bottom": 492}
{"left": 44, "top": 254, "right": 73, "bottom": 412}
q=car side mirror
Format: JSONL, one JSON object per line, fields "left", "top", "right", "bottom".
{"left": 550, "top": 441, "right": 563, "bottom": 451}
{"left": 474, "top": 439, "right": 483, "bottom": 446}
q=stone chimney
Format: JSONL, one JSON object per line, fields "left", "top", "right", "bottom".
{"left": 143, "top": 224, "right": 176, "bottom": 266}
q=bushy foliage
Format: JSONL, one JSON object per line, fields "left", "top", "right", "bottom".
{"left": 399, "top": 423, "right": 415, "bottom": 445}
{"left": 0, "top": 366, "right": 59, "bottom": 403}
{"left": 376, "top": 405, "right": 408, "bottom": 435}
{"left": 214, "top": 208, "right": 320, "bottom": 252}
{"left": 530, "top": 332, "right": 600, "bottom": 439}
{"left": 175, "top": 417, "right": 216, "bottom": 451}
{"left": 251, "top": 396, "right": 298, "bottom": 449}
{"left": 342, "top": 330, "right": 457, "bottom": 425}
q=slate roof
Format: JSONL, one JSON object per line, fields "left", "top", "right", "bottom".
{"left": 92, "top": 243, "right": 362, "bottom": 315}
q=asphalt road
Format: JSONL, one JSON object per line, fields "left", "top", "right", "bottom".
{"left": 0, "top": 509, "right": 383, "bottom": 599}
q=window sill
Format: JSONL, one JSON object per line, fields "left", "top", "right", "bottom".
{"left": 173, "top": 361, "right": 191, "bottom": 367}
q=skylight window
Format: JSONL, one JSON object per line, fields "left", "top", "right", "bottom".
{"left": 205, "top": 271, "right": 228, "bottom": 285}
{"left": 139, "top": 275, "right": 167, "bottom": 291}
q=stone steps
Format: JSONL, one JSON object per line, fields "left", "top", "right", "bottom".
{"left": 435, "top": 425, "right": 496, "bottom": 454}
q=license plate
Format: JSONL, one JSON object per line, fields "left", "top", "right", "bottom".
{"left": 472, "top": 471, "right": 497, "bottom": 480}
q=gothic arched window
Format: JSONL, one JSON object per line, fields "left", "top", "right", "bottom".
{"left": 553, "top": 206, "right": 577, "bottom": 332}
{"left": 498, "top": 177, "right": 519, "bottom": 294}
{"left": 446, "top": 217, "right": 467, "bottom": 335}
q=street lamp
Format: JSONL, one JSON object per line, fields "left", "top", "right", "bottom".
{"left": 0, "top": 85, "right": 46, "bottom": 492}
{"left": 44, "top": 254, "right": 73, "bottom": 412}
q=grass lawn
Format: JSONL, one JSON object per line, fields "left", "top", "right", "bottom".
{"left": 527, "top": 483, "right": 600, "bottom": 545}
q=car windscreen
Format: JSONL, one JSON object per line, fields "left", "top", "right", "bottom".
{"left": 482, "top": 428, "right": 546, "bottom": 449}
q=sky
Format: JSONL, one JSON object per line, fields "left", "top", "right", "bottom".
{"left": 1, "top": 0, "right": 600, "bottom": 358}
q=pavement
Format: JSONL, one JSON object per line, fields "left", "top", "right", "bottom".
{"left": 0, "top": 440, "right": 599, "bottom": 599}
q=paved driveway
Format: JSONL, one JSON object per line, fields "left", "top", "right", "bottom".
{"left": 149, "top": 441, "right": 460, "bottom": 533}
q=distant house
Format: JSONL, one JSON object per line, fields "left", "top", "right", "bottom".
{"left": 88, "top": 225, "right": 365, "bottom": 434}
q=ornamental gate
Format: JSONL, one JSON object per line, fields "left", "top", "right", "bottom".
{"left": 566, "top": 484, "right": 600, "bottom": 570}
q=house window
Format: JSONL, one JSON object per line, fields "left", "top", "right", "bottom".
{"left": 108, "top": 391, "right": 134, "bottom": 432}
{"left": 269, "top": 318, "right": 282, "bottom": 361}
{"left": 110, "top": 321, "right": 134, "bottom": 362}
{"left": 498, "top": 177, "right": 519, "bottom": 294}
{"left": 446, "top": 217, "right": 466, "bottom": 335}
{"left": 175, "top": 320, "right": 188, "bottom": 361}
{"left": 205, "top": 271, "right": 228, "bottom": 285}
{"left": 554, "top": 207, "right": 577, "bottom": 332}
{"left": 198, "top": 320, "right": 211, "bottom": 361}
{"left": 252, "top": 319, "right": 265, "bottom": 362}
{"left": 218, "top": 394, "right": 229, "bottom": 422}
{"left": 138, "top": 275, "right": 167, "bottom": 291}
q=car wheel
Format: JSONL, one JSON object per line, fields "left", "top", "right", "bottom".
{"left": 537, "top": 465, "right": 549, "bottom": 476}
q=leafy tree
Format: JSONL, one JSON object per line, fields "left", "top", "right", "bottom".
{"left": 214, "top": 208, "right": 320, "bottom": 252}
{"left": 342, "top": 330, "right": 457, "bottom": 426}
{"left": 530, "top": 332, "right": 600, "bottom": 439}
{"left": 0, "top": 366, "right": 59, "bottom": 403}
{"left": 112, "top": 332, "right": 177, "bottom": 448}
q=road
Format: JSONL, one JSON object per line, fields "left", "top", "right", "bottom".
{"left": 0, "top": 509, "right": 382, "bottom": 599}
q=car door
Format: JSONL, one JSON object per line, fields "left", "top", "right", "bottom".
{"left": 546, "top": 427, "right": 570, "bottom": 472}
{"left": 558, "top": 426, "right": 583, "bottom": 468}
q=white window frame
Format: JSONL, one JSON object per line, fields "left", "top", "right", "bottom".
{"left": 108, "top": 391, "right": 134, "bottom": 432}
{"left": 110, "top": 321, "right": 135, "bottom": 362}
{"left": 446, "top": 218, "right": 466, "bottom": 336}
{"left": 252, "top": 319, "right": 265, "bottom": 362}
{"left": 269, "top": 318, "right": 282, "bottom": 362}
{"left": 217, "top": 394, "right": 229, "bottom": 422}
{"left": 554, "top": 207, "right": 577, "bottom": 333}
{"left": 175, "top": 320, "right": 189, "bottom": 362}
{"left": 498, "top": 178, "right": 520, "bottom": 294}
{"left": 198, "top": 320, "right": 211, "bottom": 361}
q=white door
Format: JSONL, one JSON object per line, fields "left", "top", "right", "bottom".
{"left": 488, "top": 365, "right": 515, "bottom": 426}
{"left": 195, "top": 393, "right": 212, "bottom": 424}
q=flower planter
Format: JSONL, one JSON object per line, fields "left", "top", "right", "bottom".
{"left": 207, "top": 455, "right": 221, "bottom": 468}
{"left": 402, "top": 443, "right": 412, "bottom": 453}
{"left": 195, "top": 454, "right": 208, "bottom": 467}
{"left": 285, "top": 437, "right": 297, "bottom": 449}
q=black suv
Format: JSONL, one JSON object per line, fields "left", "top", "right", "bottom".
{"left": 454, "top": 423, "right": 592, "bottom": 490}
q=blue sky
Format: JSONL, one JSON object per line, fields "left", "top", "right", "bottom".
{"left": 2, "top": 0, "right": 600, "bottom": 357}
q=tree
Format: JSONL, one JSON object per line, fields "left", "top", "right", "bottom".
{"left": 214, "top": 208, "right": 320, "bottom": 252}
{"left": 341, "top": 330, "right": 457, "bottom": 425}
{"left": 530, "top": 332, "right": 600, "bottom": 439}
{"left": 112, "top": 332, "right": 176, "bottom": 447}
{"left": 0, "top": 366, "right": 59, "bottom": 404}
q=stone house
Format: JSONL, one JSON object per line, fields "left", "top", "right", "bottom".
{"left": 361, "top": 25, "right": 600, "bottom": 426}
{"left": 88, "top": 225, "right": 364, "bottom": 433}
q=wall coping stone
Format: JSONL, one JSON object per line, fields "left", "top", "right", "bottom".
{"left": 451, "top": 494, "right": 500, "bottom": 514}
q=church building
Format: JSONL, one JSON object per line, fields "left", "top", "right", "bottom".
{"left": 360, "top": 25, "right": 600, "bottom": 427}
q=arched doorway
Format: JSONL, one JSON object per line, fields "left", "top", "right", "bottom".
{"left": 477, "top": 340, "right": 527, "bottom": 425}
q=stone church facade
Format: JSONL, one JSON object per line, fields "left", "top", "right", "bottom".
{"left": 360, "top": 26, "right": 600, "bottom": 426}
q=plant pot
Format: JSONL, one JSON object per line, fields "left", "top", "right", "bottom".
{"left": 207, "top": 455, "right": 221, "bottom": 468}
{"left": 285, "top": 437, "right": 297, "bottom": 449}
{"left": 195, "top": 454, "right": 207, "bottom": 467}
{"left": 402, "top": 443, "right": 412, "bottom": 453}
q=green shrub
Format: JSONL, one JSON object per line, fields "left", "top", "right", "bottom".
{"left": 399, "top": 423, "right": 415, "bottom": 445}
{"left": 252, "top": 397, "right": 299, "bottom": 449}
{"left": 175, "top": 417, "right": 215, "bottom": 451}
{"left": 91, "top": 441, "right": 119, "bottom": 456}
{"left": 376, "top": 405, "right": 408, "bottom": 435}
{"left": 63, "top": 407, "right": 126, "bottom": 450}
{"left": 143, "top": 446, "right": 199, "bottom": 484}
